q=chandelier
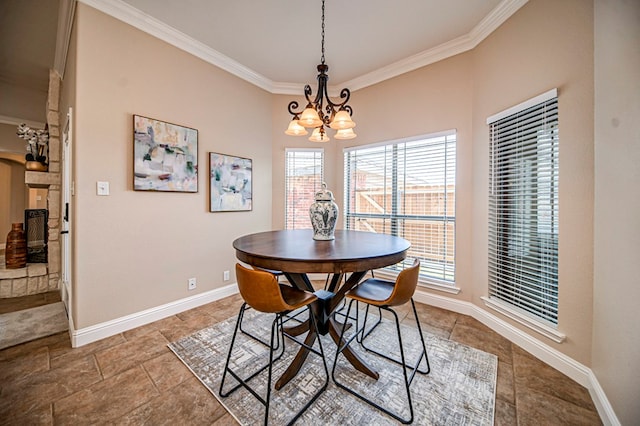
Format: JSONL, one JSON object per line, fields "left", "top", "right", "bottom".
{"left": 285, "top": 0, "right": 356, "bottom": 142}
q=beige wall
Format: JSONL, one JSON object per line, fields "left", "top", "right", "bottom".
{"left": 472, "top": 0, "right": 594, "bottom": 364}
{"left": 69, "top": 4, "right": 272, "bottom": 328}
{"left": 0, "top": 123, "right": 27, "bottom": 154}
{"left": 0, "top": 124, "right": 27, "bottom": 238}
{"left": 272, "top": 53, "right": 474, "bottom": 254}
{"left": 61, "top": 0, "right": 637, "bottom": 420}
{"left": 593, "top": 0, "right": 640, "bottom": 423}
{"left": 276, "top": 0, "right": 594, "bottom": 364}
{"left": 0, "top": 159, "right": 28, "bottom": 239}
{"left": 0, "top": 80, "right": 47, "bottom": 124}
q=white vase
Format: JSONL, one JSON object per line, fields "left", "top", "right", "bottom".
{"left": 309, "top": 182, "right": 338, "bottom": 241}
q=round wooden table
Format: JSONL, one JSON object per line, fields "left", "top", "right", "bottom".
{"left": 233, "top": 229, "right": 410, "bottom": 388}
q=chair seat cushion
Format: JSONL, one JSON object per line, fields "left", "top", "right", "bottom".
{"left": 280, "top": 284, "right": 317, "bottom": 310}
{"left": 346, "top": 278, "right": 394, "bottom": 306}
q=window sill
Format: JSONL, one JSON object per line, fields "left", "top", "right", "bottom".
{"left": 418, "top": 280, "right": 461, "bottom": 294}
{"left": 481, "top": 296, "right": 566, "bottom": 343}
{"left": 373, "top": 269, "right": 461, "bottom": 294}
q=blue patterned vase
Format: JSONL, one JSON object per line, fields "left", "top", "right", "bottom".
{"left": 309, "top": 182, "right": 338, "bottom": 241}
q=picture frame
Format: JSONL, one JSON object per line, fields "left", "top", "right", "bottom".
{"left": 209, "top": 152, "right": 252, "bottom": 212}
{"left": 133, "top": 115, "right": 198, "bottom": 192}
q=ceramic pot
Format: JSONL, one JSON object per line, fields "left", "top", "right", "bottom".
{"left": 309, "top": 182, "right": 338, "bottom": 241}
{"left": 5, "top": 223, "right": 27, "bottom": 269}
{"left": 25, "top": 161, "right": 47, "bottom": 172}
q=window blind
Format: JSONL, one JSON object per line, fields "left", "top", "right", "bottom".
{"left": 488, "top": 92, "right": 559, "bottom": 326}
{"left": 285, "top": 149, "right": 324, "bottom": 229}
{"left": 344, "top": 132, "right": 456, "bottom": 282}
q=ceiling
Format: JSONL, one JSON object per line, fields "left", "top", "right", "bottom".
{"left": 0, "top": 0, "right": 527, "bottom": 123}
{"left": 0, "top": 0, "right": 60, "bottom": 124}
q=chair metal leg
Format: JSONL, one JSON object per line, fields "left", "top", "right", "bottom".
{"left": 359, "top": 299, "right": 430, "bottom": 375}
{"left": 239, "top": 304, "right": 277, "bottom": 348}
{"left": 332, "top": 299, "right": 430, "bottom": 424}
{"left": 220, "top": 305, "right": 328, "bottom": 425}
{"left": 358, "top": 302, "right": 382, "bottom": 343}
{"left": 220, "top": 306, "right": 286, "bottom": 399}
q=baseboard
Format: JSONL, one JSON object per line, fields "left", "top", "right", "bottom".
{"left": 71, "top": 283, "right": 238, "bottom": 348}
{"left": 586, "top": 369, "right": 622, "bottom": 426}
{"left": 413, "top": 289, "right": 620, "bottom": 426}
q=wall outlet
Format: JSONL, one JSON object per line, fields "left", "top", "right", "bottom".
{"left": 188, "top": 277, "right": 197, "bottom": 290}
{"left": 223, "top": 270, "right": 230, "bottom": 281}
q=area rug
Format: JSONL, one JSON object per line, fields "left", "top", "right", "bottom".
{"left": 169, "top": 309, "right": 497, "bottom": 425}
{"left": 0, "top": 302, "right": 68, "bottom": 350}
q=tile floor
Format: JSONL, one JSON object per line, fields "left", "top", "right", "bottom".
{"left": 0, "top": 292, "right": 602, "bottom": 425}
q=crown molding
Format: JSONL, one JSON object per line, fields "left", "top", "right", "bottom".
{"left": 54, "top": 0, "right": 77, "bottom": 78}
{"left": 271, "top": 82, "right": 305, "bottom": 97}
{"left": 78, "top": 0, "right": 527, "bottom": 95}
{"left": 471, "top": 0, "right": 529, "bottom": 41}
{"left": 343, "top": 32, "right": 475, "bottom": 92}
{"left": 343, "top": 0, "right": 529, "bottom": 91}
{"left": 78, "top": 0, "right": 274, "bottom": 93}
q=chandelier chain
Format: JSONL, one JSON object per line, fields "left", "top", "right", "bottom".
{"left": 321, "top": 0, "right": 325, "bottom": 65}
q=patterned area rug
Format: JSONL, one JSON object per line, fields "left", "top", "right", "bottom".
{"left": 169, "top": 309, "right": 497, "bottom": 425}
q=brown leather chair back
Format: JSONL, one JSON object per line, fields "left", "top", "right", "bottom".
{"left": 385, "top": 259, "right": 421, "bottom": 307}
{"left": 236, "top": 263, "right": 290, "bottom": 314}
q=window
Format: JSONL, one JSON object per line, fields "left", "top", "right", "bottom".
{"left": 344, "top": 132, "right": 456, "bottom": 283}
{"left": 285, "top": 149, "right": 324, "bottom": 229}
{"left": 487, "top": 89, "right": 559, "bottom": 326}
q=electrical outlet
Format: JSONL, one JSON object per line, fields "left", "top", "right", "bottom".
{"left": 188, "top": 277, "right": 197, "bottom": 290}
{"left": 223, "top": 270, "right": 230, "bottom": 281}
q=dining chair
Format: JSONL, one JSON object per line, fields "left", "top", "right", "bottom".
{"left": 220, "top": 263, "right": 329, "bottom": 426}
{"left": 239, "top": 267, "right": 307, "bottom": 348}
{"left": 331, "top": 259, "right": 430, "bottom": 424}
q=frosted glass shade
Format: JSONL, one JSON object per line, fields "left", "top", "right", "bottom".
{"left": 334, "top": 128, "right": 357, "bottom": 140}
{"left": 309, "top": 127, "right": 330, "bottom": 142}
{"left": 284, "top": 119, "right": 308, "bottom": 136}
{"left": 298, "top": 107, "right": 323, "bottom": 128}
{"left": 329, "top": 110, "right": 356, "bottom": 130}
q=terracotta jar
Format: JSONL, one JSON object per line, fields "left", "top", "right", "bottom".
{"left": 5, "top": 223, "right": 27, "bottom": 269}
{"left": 25, "top": 161, "right": 48, "bottom": 172}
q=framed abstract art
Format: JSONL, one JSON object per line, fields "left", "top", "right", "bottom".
{"left": 209, "top": 152, "right": 252, "bottom": 212}
{"left": 133, "top": 115, "right": 198, "bottom": 192}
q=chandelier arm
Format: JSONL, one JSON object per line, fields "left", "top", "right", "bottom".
{"left": 303, "top": 85, "right": 315, "bottom": 105}
{"left": 287, "top": 100, "right": 303, "bottom": 117}
{"left": 324, "top": 87, "right": 351, "bottom": 111}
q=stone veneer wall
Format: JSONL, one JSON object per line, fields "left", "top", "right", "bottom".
{"left": 0, "top": 70, "right": 62, "bottom": 298}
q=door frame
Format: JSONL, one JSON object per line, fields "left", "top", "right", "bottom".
{"left": 61, "top": 107, "right": 73, "bottom": 330}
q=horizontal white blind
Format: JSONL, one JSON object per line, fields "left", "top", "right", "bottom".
{"left": 488, "top": 95, "right": 559, "bottom": 326}
{"left": 285, "top": 149, "right": 324, "bottom": 229}
{"left": 344, "top": 132, "right": 456, "bottom": 282}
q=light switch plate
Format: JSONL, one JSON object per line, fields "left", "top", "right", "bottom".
{"left": 97, "top": 181, "right": 110, "bottom": 196}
